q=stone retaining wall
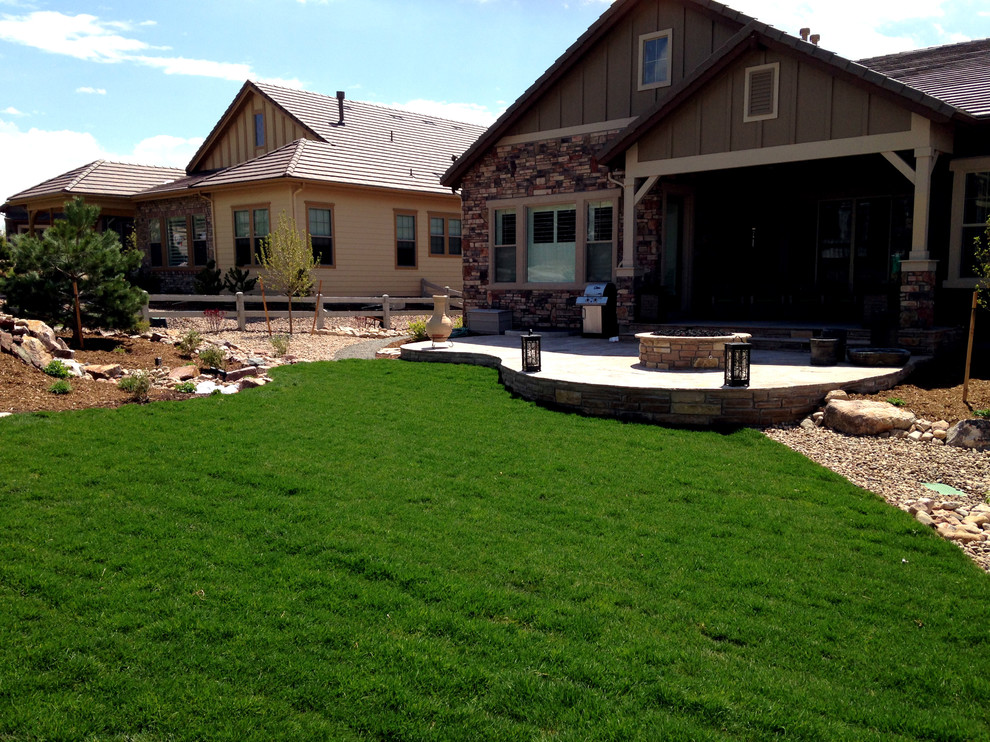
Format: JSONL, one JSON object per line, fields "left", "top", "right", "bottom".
{"left": 400, "top": 345, "right": 913, "bottom": 428}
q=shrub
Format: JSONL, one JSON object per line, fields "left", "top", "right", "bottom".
{"left": 193, "top": 260, "right": 223, "bottom": 295}
{"left": 48, "top": 379, "right": 72, "bottom": 395}
{"left": 223, "top": 266, "right": 257, "bottom": 294}
{"left": 42, "top": 359, "right": 71, "bottom": 379}
{"left": 112, "top": 346, "right": 127, "bottom": 355}
{"left": 174, "top": 381, "right": 196, "bottom": 394}
{"left": 270, "top": 334, "right": 291, "bottom": 357}
{"left": 198, "top": 345, "right": 227, "bottom": 371}
{"left": 975, "top": 409, "right": 990, "bottom": 419}
{"left": 203, "top": 308, "right": 226, "bottom": 334}
{"left": 407, "top": 319, "right": 428, "bottom": 342}
{"left": 117, "top": 372, "right": 151, "bottom": 402}
{"left": 176, "top": 330, "right": 203, "bottom": 357}
{"left": 886, "top": 397, "right": 906, "bottom": 407}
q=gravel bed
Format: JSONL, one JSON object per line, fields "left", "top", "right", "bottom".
{"left": 765, "top": 424, "right": 990, "bottom": 570}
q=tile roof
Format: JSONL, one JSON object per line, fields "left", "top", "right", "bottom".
{"left": 248, "top": 82, "right": 487, "bottom": 194}
{"left": 859, "top": 38, "right": 990, "bottom": 119}
{"left": 7, "top": 160, "right": 184, "bottom": 202}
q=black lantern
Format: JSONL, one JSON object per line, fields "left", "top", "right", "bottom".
{"left": 521, "top": 329, "right": 542, "bottom": 373}
{"left": 724, "top": 342, "right": 751, "bottom": 387}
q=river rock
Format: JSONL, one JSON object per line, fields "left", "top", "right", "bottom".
{"left": 823, "top": 399, "right": 916, "bottom": 436}
{"left": 946, "top": 420, "right": 990, "bottom": 452}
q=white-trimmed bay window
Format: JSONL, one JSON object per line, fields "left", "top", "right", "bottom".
{"left": 488, "top": 190, "right": 617, "bottom": 287}
{"left": 948, "top": 157, "right": 990, "bottom": 287}
{"left": 639, "top": 29, "right": 672, "bottom": 91}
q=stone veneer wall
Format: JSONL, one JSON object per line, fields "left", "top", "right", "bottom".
{"left": 899, "top": 269, "right": 936, "bottom": 330}
{"left": 135, "top": 196, "right": 215, "bottom": 294}
{"left": 459, "top": 130, "right": 661, "bottom": 331}
{"left": 400, "top": 345, "right": 915, "bottom": 428}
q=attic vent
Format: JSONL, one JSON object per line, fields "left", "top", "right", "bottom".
{"left": 744, "top": 62, "right": 779, "bottom": 122}
{"left": 390, "top": 114, "right": 404, "bottom": 120}
{"left": 423, "top": 120, "right": 436, "bottom": 126}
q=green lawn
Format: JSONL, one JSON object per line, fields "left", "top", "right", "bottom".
{"left": 1, "top": 360, "right": 988, "bottom": 741}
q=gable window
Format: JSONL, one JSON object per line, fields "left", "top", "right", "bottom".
{"left": 429, "top": 214, "right": 462, "bottom": 256}
{"left": 744, "top": 62, "right": 780, "bottom": 122}
{"left": 395, "top": 211, "right": 417, "bottom": 268}
{"left": 639, "top": 30, "right": 672, "bottom": 91}
{"left": 948, "top": 158, "right": 990, "bottom": 287}
{"left": 307, "top": 205, "right": 334, "bottom": 266}
{"left": 254, "top": 112, "right": 265, "bottom": 148}
{"left": 493, "top": 209, "right": 517, "bottom": 283}
{"left": 148, "top": 214, "right": 207, "bottom": 268}
{"left": 233, "top": 206, "right": 270, "bottom": 266}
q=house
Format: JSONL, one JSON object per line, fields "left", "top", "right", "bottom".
{"left": 442, "top": 0, "right": 990, "bottom": 354}
{"left": 4, "top": 81, "right": 487, "bottom": 296}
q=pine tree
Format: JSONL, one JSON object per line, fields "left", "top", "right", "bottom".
{"left": 1, "top": 197, "right": 145, "bottom": 346}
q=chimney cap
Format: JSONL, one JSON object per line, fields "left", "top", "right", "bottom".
{"left": 810, "top": 33, "right": 821, "bottom": 46}
{"left": 799, "top": 27, "right": 811, "bottom": 41}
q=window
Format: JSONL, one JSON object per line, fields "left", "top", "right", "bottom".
{"left": 586, "top": 201, "right": 614, "bottom": 282}
{"left": 147, "top": 214, "right": 207, "bottom": 268}
{"left": 149, "top": 218, "right": 163, "bottom": 267}
{"left": 233, "top": 207, "right": 270, "bottom": 266}
{"left": 528, "top": 205, "right": 576, "bottom": 283}
{"left": 254, "top": 112, "right": 265, "bottom": 148}
{"left": 639, "top": 30, "right": 672, "bottom": 91}
{"left": 948, "top": 158, "right": 990, "bottom": 287}
{"left": 307, "top": 205, "right": 334, "bottom": 266}
{"left": 395, "top": 212, "right": 416, "bottom": 268}
{"left": 744, "top": 63, "right": 780, "bottom": 122}
{"left": 490, "top": 191, "right": 616, "bottom": 287}
{"left": 493, "top": 209, "right": 517, "bottom": 283}
{"left": 429, "top": 214, "right": 462, "bottom": 256}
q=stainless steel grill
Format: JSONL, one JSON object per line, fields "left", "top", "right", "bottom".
{"left": 576, "top": 282, "right": 617, "bottom": 337}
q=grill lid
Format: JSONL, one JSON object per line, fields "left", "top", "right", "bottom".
{"left": 582, "top": 282, "right": 609, "bottom": 297}
{"left": 576, "top": 296, "right": 608, "bottom": 305}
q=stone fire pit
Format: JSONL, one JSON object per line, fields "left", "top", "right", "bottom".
{"left": 636, "top": 330, "right": 752, "bottom": 370}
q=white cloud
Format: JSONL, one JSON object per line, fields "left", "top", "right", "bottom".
{"left": 2, "top": 106, "right": 24, "bottom": 115}
{"left": 728, "top": 0, "right": 957, "bottom": 58}
{"left": 391, "top": 99, "right": 501, "bottom": 127}
{"left": 0, "top": 10, "right": 298, "bottom": 83}
{"left": 75, "top": 86, "right": 106, "bottom": 95}
{"left": 0, "top": 119, "right": 201, "bottom": 211}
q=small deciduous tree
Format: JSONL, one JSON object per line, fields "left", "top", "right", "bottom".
{"left": 0, "top": 197, "right": 145, "bottom": 346}
{"left": 257, "top": 211, "right": 318, "bottom": 333}
{"left": 974, "top": 217, "right": 990, "bottom": 309}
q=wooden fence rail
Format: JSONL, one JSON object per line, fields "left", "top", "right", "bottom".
{"left": 141, "top": 291, "right": 462, "bottom": 332}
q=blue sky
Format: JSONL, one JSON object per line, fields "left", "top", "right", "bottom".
{"left": 2, "top": 0, "right": 989, "bottom": 222}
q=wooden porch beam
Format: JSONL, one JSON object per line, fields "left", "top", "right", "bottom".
{"left": 881, "top": 151, "right": 915, "bottom": 185}
{"left": 634, "top": 176, "right": 659, "bottom": 205}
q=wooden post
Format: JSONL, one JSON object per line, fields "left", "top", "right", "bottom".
{"left": 140, "top": 291, "right": 151, "bottom": 326}
{"left": 259, "top": 277, "right": 272, "bottom": 337}
{"left": 311, "top": 280, "right": 323, "bottom": 335}
{"left": 72, "top": 279, "right": 84, "bottom": 349}
{"left": 236, "top": 292, "right": 246, "bottom": 331}
{"left": 963, "top": 290, "right": 978, "bottom": 406}
{"left": 382, "top": 294, "right": 390, "bottom": 330}
{"left": 316, "top": 293, "right": 325, "bottom": 331}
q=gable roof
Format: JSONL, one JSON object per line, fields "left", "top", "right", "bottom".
{"left": 597, "top": 21, "right": 970, "bottom": 167}
{"left": 859, "top": 38, "right": 990, "bottom": 118}
{"left": 187, "top": 80, "right": 485, "bottom": 195}
{"left": 440, "top": 0, "right": 758, "bottom": 189}
{"left": 6, "top": 160, "right": 184, "bottom": 202}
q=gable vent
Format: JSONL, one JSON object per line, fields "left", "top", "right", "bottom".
{"left": 744, "top": 62, "right": 780, "bottom": 122}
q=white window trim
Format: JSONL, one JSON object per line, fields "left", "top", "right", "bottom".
{"left": 946, "top": 156, "right": 990, "bottom": 289}
{"left": 487, "top": 190, "right": 618, "bottom": 289}
{"left": 638, "top": 29, "right": 673, "bottom": 92}
{"left": 743, "top": 62, "right": 780, "bottom": 123}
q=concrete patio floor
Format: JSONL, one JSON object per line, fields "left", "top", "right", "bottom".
{"left": 400, "top": 333, "right": 924, "bottom": 427}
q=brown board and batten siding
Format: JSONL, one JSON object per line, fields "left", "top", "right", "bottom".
{"left": 506, "top": 1, "right": 743, "bottom": 135}
{"left": 637, "top": 49, "right": 914, "bottom": 162}
{"left": 197, "top": 93, "right": 312, "bottom": 171}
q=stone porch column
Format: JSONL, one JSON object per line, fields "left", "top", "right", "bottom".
{"left": 900, "top": 147, "right": 939, "bottom": 331}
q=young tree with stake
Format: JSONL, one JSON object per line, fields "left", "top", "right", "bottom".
{"left": 257, "top": 211, "right": 318, "bottom": 334}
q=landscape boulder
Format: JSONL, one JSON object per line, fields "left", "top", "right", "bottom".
{"left": 168, "top": 365, "right": 199, "bottom": 381}
{"left": 945, "top": 420, "right": 990, "bottom": 452}
{"left": 84, "top": 364, "right": 123, "bottom": 380}
{"left": 823, "top": 399, "right": 916, "bottom": 436}
{"left": 19, "top": 336, "right": 53, "bottom": 370}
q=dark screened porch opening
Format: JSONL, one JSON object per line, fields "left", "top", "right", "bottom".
{"left": 650, "top": 154, "right": 918, "bottom": 328}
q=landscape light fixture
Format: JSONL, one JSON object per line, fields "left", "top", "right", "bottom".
{"left": 724, "top": 342, "right": 751, "bottom": 388}
{"left": 521, "top": 329, "right": 542, "bottom": 373}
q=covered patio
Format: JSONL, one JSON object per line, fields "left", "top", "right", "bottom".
{"left": 400, "top": 333, "right": 922, "bottom": 427}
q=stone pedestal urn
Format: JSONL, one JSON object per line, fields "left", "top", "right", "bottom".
{"left": 426, "top": 295, "right": 454, "bottom": 344}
